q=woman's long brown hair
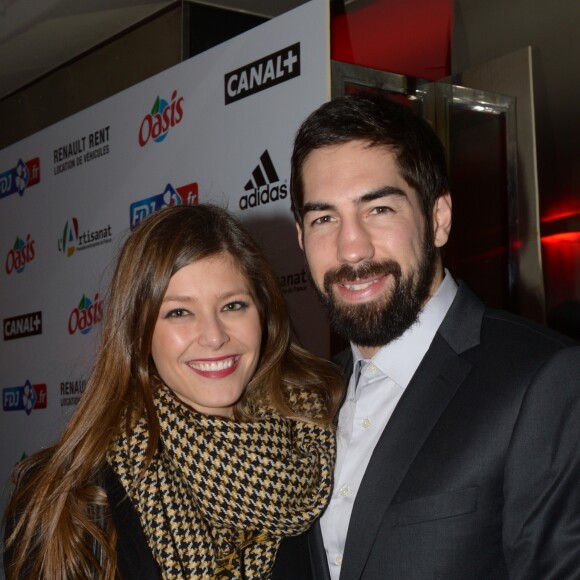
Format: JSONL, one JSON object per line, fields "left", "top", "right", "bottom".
{"left": 3, "top": 204, "right": 343, "bottom": 579}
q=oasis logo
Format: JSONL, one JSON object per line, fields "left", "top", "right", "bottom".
{"left": 240, "top": 150, "right": 287, "bottom": 210}
{"left": 138, "top": 90, "right": 184, "bottom": 147}
{"left": 4, "top": 311, "right": 42, "bottom": 341}
{"left": 225, "top": 42, "right": 300, "bottom": 105}
{"left": 130, "top": 181, "right": 199, "bottom": 229}
{"left": 68, "top": 293, "right": 104, "bottom": 335}
{"left": 5, "top": 233, "right": 35, "bottom": 274}
{"left": 3, "top": 381, "right": 47, "bottom": 414}
{"left": 58, "top": 218, "right": 113, "bottom": 257}
{"left": 0, "top": 157, "right": 41, "bottom": 199}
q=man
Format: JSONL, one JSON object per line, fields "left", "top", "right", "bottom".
{"left": 272, "top": 93, "right": 580, "bottom": 579}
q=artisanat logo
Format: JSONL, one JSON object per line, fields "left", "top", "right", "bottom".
{"left": 0, "top": 157, "right": 41, "bottom": 199}
{"left": 130, "top": 181, "right": 199, "bottom": 229}
{"left": 3, "top": 381, "right": 47, "bottom": 414}
{"left": 138, "top": 90, "right": 184, "bottom": 147}
{"left": 3, "top": 311, "right": 42, "bottom": 341}
{"left": 5, "top": 233, "right": 35, "bottom": 274}
{"left": 57, "top": 217, "right": 112, "bottom": 258}
{"left": 239, "top": 150, "right": 288, "bottom": 210}
{"left": 68, "top": 293, "right": 104, "bottom": 335}
{"left": 278, "top": 268, "right": 308, "bottom": 295}
{"left": 60, "top": 378, "right": 87, "bottom": 407}
{"left": 53, "top": 126, "right": 111, "bottom": 175}
{"left": 225, "top": 42, "right": 300, "bottom": 105}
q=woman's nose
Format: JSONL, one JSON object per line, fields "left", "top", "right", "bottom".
{"left": 198, "top": 314, "right": 229, "bottom": 349}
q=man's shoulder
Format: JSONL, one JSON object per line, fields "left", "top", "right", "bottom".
{"left": 480, "top": 305, "right": 578, "bottom": 351}
{"left": 449, "top": 281, "right": 577, "bottom": 351}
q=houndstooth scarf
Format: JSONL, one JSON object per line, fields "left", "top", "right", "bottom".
{"left": 107, "top": 386, "right": 335, "bottom": 578}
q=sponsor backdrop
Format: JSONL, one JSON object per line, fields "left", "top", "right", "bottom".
{"left": 0, "top": 0, "right": 330, "bottom": 542}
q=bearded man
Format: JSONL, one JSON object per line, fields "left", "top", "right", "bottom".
{"left": 272, "top": 93, "right": 580, "bottom": 579}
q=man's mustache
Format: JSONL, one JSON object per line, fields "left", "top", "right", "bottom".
{"left": 323, "top": 260, "right": 402, "bottom": 288}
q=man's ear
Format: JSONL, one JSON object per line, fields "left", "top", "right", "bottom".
{"left": 296, "top": 222, "right": 304, "bottom": 251}
{"left": 433, "top": 192, "right": 452, "bottom": 248}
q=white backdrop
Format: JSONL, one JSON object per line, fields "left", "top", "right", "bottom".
{"left": 0, "top": 0, "right": 331, "bottom": 551}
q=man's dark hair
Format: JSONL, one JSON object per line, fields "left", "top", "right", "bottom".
{"left": 290, "top": 92, "right": 449, "bottom": 225}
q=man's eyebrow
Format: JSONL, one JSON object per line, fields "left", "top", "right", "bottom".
{"left": 301, "top": 186, "right": 407, "bottom": 215}
{"left": 302, "top": 201, "right": 335, "bottom": 215}
{"left": 357, "top": 186, "right": 407, "bottom": 204}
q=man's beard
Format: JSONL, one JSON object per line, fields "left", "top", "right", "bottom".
{"left": 310, "top": 235, "right": 437, "bottom": 348}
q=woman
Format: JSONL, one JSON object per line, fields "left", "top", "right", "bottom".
{"left": 4, "top": 204, "right": 343, "bottom": 579}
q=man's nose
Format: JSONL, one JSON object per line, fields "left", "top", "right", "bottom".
{"left": 336, "top": 218, "right": 374, "bottom": 264}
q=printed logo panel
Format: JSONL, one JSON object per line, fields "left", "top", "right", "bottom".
{"left": 3, "top": 381, "right": 47, "bottom": 414}
{"left": 0, "top": 158, "right": 41, "bottom": 199}
{"left": 60, "top": 379, "right": 87, "bottom": 407}
{"left": 5, "top": 233, "right": 35, "bottom": 275}
{"left": 130, "top": 181, "right": 198, "bottom": 230}
{"left": 68, "top": 293, "right": 104, "bottom": 335}
{"left": 57, "top": 218, "right": 113, "bottom": 258}
{"left": 279, "top": 268, "right": 309, "bottom": 295}
{"left": 225, "top": 43, "right": 301, "bottom": 104}
{"left": 53, "top": 126, "right": 111, "bottom": 175}
{"left": 138, "top": 91, "right": 184, "bottom": 147}
{"left": 3, "top": 311, "right": 42, "bottom": 341}
{"left": 239, "top": 150, "right": 287, "bottom": 210}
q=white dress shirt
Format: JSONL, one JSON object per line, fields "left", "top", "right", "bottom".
{"left": 320, "top": 272, "right": 458, "bottom": 579}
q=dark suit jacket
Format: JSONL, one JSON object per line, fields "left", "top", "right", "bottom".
{"left": 272, "top": 282, "right": 580, "bottom": 579}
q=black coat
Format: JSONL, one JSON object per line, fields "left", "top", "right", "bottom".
{"left": 272, "top": 282, "right": 580, "bottom": 579}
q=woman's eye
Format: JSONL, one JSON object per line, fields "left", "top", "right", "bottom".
{"left": 165, "top": 308, "right": 187, "bottom": 318}
{"left": 223, "top": 301, "right": 249, "bottom": 312}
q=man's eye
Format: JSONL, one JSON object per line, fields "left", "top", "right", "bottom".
{"left": 370, "top": 206, "right": 393, "bottom": 215}
{"left": 223, "top": 301, "right": 249, "bottom": 312}
{"left": 312, "top": 215, "right": 333, "bottom": 226}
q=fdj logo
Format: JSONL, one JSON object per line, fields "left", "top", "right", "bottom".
{"left": 239, "top": 150, "right": 287, "bottom": 210}
{"left": 130, "top": 181, "right": 198, "bottom": 229}
{"left": 138, "top": 90, "right": 184, "bottom": 147}
{"left": 5, "top": 234, "right": 35, "bottom": 274}
{"left": 0, "top": 157, "right": 41, "bottom": 199}
{"left": 68, "top": 293, "right": 104, "bottom": 335}
{"left": 3, "top": 381, "right": 47, "bottom": 414}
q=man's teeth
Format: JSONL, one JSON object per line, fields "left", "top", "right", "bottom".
{"left": 343, "top": 280, "right": 377, "bottom": 291}
{"left": 189, "top": 357, "right": 237, "bottom": 371}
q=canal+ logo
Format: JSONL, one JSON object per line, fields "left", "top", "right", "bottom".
{"left": 4, "top": 311, "right": 42, "bottom": 341}
{"left": 138, "top": 90, "right": 184, "bottom": 147}
{"left": 68, "top": 293, "right": 104, "bottom": 335}
{"left": 239, "top": 150, "right": 287, "bottom": 210}
{"left": 225, "top": 42, "right": 300, "bottom": 104}
{"left": 3, "top": 380, "right": 47, "bottom": 415}
{"left": 5, "top": 233, "right": 35, "bottom": 274}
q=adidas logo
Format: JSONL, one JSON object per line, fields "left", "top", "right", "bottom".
{"left": 239, "top": 150, "right": 288, "bottom": 210}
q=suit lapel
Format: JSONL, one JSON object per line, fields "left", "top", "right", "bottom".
{"left": 339, "top": 283, "right": 483, "bottom": 579}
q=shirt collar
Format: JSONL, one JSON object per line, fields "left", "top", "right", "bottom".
{"left": 351, "top": 270, "right": 457, "bottom": 388}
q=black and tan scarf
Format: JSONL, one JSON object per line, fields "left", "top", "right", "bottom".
{"left": 107, "top": 386, "right": 335, "bottom": 578}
